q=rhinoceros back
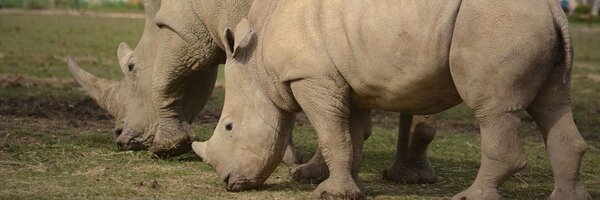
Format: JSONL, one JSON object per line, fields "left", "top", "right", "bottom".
{"left": 262, "top": 0, "right": 464, "bottom": 113}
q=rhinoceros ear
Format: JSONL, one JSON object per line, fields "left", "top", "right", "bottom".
{"left": 117, "top": 42, "right": 133, "bottom": 67}
{"left": 222, "top": 18, "right": 255, "bottom": 59}
{"left": 117, "top": 42, "right": 136, "bottom": 75}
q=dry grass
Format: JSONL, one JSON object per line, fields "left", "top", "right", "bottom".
{"left": 0, "top": 13, "right": 599, "bottom": 199}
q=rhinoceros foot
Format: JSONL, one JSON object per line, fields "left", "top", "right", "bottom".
{"left": 549, "top": 183, "right": 592, "bottom": 200}
{"left": 382, "top": 160, "right": 437, "bottom": 184}
{"left": 290, "top": 160, "right": 329, "bottom": 184}
{"left": 149, "top": 122, "right": 198, "bottom": 158}
{"left": 452, "top": 186, "right": 501, "bottom": 200}
{"left": 313, "top": 177, "right": 364, "bottom": 200}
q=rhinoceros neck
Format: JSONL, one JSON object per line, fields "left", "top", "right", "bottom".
{"left": 132, "top": 0, "right": 160, "bottom": 63}
{"left": 192, "top": 0, "right": 254, "bottom": 51}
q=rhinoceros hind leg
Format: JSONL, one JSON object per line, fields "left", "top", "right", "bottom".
{"left": 527, "top": 74, "right": 591, "bottom": 200}
{"left": 383, "top": 114, "right": 437, "bottom": 184}
{"left": 290, "top": 148, "right": 330, "bottom": 183}
{"left": 282, "top": 134, "right": 304, "bottom": 164}
{"left": 451, "top": 110, "right": 525, "bottom": 200}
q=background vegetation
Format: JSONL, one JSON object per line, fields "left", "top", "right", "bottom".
{"left": 0, "top": 0, "right": 143, "bottom": 12}
{"left": 0, "top": 13, "right": 599, "bottom": 199}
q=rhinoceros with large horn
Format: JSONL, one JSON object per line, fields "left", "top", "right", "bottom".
{"left": 194, "top": 0, "right": 590, "bottom": 199}
{"left": 68, "top": 0, "right": 165, "bottom": 152}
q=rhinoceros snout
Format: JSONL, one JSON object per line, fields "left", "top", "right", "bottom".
{"left": 114, "top": 132, "right": 148, "bottom": 151}
{"left": 224, "top": 174, "right": 262, "bottom": 192}
{"left": 115, "top": 140, "right": 146, "bottom": 151}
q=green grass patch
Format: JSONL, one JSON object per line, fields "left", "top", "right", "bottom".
{"left": 0, "top": 14, "right": 143, "bottom": 80}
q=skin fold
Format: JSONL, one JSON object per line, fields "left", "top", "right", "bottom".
{"left": 194, "top": 0, "right": 590, "bottom": 199}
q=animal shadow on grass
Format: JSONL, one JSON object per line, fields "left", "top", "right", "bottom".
{"left": 361, "top": 150, "right": 479, "bottom": 198}
{"left": 250, "top": 150, "right": 478, "bottom": 198}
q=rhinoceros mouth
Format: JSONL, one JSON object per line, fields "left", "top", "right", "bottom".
{"left": 116, "top": 140, "right": 148, "bottom": 151}
{"left": 221, "top": 171, "right": 267, "bottom": 192}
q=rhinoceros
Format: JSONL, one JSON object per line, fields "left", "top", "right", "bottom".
{"left": 68, "top": 0, "right": 165, "bottom": 152}
{"left": 67, "top": 0, "right": 307, "bottom": 162}
{"left": 150, "top": 0, "right": 441, "bottom": 182}
{"left": 193, "top": 0, "right": 590, "bottom": 199}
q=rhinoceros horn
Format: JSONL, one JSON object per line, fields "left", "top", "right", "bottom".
{"left": 67, "top": 57, "right": 125, "bottom": 117}
{"left": 192, "top": 141, "right": 207, "bottom": 160}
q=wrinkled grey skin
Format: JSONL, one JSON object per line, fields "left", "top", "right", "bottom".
{"left": 68, "top": 0, "right": 165, "bottom": 152}
{"left": 68, "top": 0, "right": 302, "bottom": 159}
{"left": 195, "top": 0, "right": 590, "bottom": 199}
{"left": 149, "top": 0, "right": 301, "bottom": 159}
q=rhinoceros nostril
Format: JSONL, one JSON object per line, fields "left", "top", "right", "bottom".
{"left": 222, "top": 173, "right": 231, "bottom": 186}
{"left": 114, "top": 129, "right": 123, "bottom": 137}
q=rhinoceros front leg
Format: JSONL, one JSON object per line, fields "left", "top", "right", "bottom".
{"left": 383, "top": 114, "right": 438, "bottom": 184}
{"left": 290, "top": 78, "right": 364, "bottom": 199}
{"left": 290, "top": 110, "right": 371, "bottom": 184}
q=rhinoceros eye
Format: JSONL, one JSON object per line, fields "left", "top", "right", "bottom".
{"left": 127, "top": 63, "right": 135, "bottom": 72}
{"left": 225, "top": 122, "right": 233, "bottom": 131}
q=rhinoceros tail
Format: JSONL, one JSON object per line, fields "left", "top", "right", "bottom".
{"left": 548, "top": 0, "right": 574, "bottom": 85}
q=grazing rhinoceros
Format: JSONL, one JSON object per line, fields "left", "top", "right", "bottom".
{"left": 68, "top": 0, "right": 440, "bottom": 179}
{"left": 67, "top": 0, "right": 297, "bottom": 159}
{"left": 151, "top": 0, "right": 441, "bottom": 181}
{"left": 69, "top": 0, "right": 440, "bottom": 180}
{"left": 68, "top": 0, "right": 166, "bottom": 152}
{"left": 193, "top": 0, "right": 590, "bottom": 199}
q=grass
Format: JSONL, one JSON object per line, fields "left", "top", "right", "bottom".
{"left": 0, "top": 14, "right": 142, "bottom": 80}
{"left": 0, "top": 0, "right": 144, "bottom": 13}
{"left": 0, "top": 13, "right": 599, "bottom": 199}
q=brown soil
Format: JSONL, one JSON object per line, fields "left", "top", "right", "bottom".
{"left": 0, "top": 74, "right": 77, "bottom": 89}
{"left": 0, "top": 95, "right": 482, "bottom": 140}
{"left": 0, "top": 96, "right": 113, "bottom": 136}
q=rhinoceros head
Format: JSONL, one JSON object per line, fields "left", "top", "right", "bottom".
{"left": 68, "top": 39, "right": 157, "bottom": 150}
{"left": 68, "top": 0, "right": 196, "bottom": 156}
{"left": 193, "top": 19, "right": 296, "bottom": 191}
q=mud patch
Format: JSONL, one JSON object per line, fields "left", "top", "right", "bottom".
{"left": 0, "top": 96, "right": 115, "bottom": 137}
{"left": 0, "top": 96, "right": 110, "bottom": 120}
